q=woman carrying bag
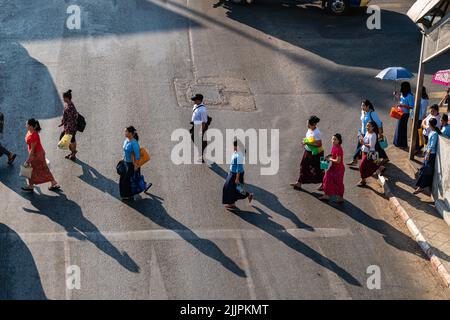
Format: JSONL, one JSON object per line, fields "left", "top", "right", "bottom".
{"left": 22, "top": 119, "right": 60, "bottom": 192}
{"left": 59, "top": 90, "right": 79, "bottom": 161}
{"left": 358, "top": 121, "right": 385, "bottom": 187}
{"left": 393, "top": 82, "right": 414, "bottom": 149}
{"left": 119, "top": 126, "right": 151, "bottom": 201}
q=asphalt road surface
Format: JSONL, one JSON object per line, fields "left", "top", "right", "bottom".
{"left": 1, "top": 0, "right": 450, "bottom": 299}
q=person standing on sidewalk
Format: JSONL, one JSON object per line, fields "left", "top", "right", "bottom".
{"left": 421, "top": 104, "right": 441, "bottom": 147}
{"left": 393, "top": 82, "right": 414, "bottom": 149}
{"left": 358, "top": 121, "right": 384, "bottom": 187}
{"left": 190, "top": 94, "right": 210, "bottom": 163}
{"left": 222, "top": 139, "right": 253, "bottom": 209}
{"left": 347, "top": 100, "right": 386, "bottom": 166}
{"left": 414, "top": 87, "right": 430, "bottom": 153}
{"left": 320, "top": 134, "right": 345, "bottom": 204}
{"left": 22, "top": 119, "right": 60, "bottom": 192}
{"left": 59, "top": 90, "right": 79, "bottom": 161}
{"left": 290, "top": 115, "right": 324, "bottom": 191}
{"left": 414, "top": 118, "right": 441, "bottom": 194}
{"left": 0, "top": 111, "right": 16, "bottom": 166}
{"left": 440, "top": 114, "right": 450, "bottom": 139}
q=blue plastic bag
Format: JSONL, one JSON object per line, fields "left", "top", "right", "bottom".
{"left": 130, "top": 172, "right": 146, "bottom": 195}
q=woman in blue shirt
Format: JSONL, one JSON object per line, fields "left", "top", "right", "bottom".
{"left": 347, "top": 100, "right": 386, "bottom": 166}
{"left": 393, "top": 82, "right": 414, "bottom": 149}
{"left": 119, "top": 126, "right": 149, "bottom": 200}
{"left": 414, "top": 118, "right": 440, "bottom": 194}
{"left": 222, "top": 140, "right": 254, "bottom": 209}
{"left": 441, "top": 114, "right": 450, "bottom": 138}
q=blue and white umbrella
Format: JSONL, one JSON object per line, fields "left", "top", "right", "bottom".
{"left": 375, "top": 67, "right": 414, "bottom": 81}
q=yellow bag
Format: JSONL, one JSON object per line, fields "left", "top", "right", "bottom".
{"left": 58, "top": 134, "right": 73, "bottom": 150}
{"left": 418, "top": 128, "right": 424, "bottom": 148}
{"left": 133, "top": 147, "right": 151, "bottom": 168}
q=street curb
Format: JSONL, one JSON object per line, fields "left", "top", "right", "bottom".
{"left": 377, "top": 174, "right": 450, "bottom": 289}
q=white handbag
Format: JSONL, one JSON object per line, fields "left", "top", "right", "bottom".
{"left": 19, "top": 163, "right": 33, "bottom": 179}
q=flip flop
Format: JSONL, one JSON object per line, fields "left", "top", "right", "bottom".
{"left": 48, "top": 185, "right": 61, "bottom": 192}
{"left": 21, "top": 186, "right": 34, "bottom": 192}
{"left": 7, "top": 154, "right": 16, "bottom": 165}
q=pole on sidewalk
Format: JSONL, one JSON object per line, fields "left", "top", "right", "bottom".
{"left": 409, "top": 33, "right": 426, "bottom": 160}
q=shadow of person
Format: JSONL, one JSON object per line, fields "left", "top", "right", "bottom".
{"left": 306, "top": 190, "right": 426, "bottom": 258}
{"left": 21, "top": 191, "right": 140, "bottom": 273}
{"left": 126, "top": 194, "right": 247, "bottom": 278}
{"left": 76, "top": 160, "right": 246, "bottom": 278}
{"left": 230, "top": 205, "right": 361, "bottom": 286}
{"left": 209, "top": 163, "right": 314, "bottom": 231}
{"left": 0, "top": 223, "right": 47, "bottom": 300}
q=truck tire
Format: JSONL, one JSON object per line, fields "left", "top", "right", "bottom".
{"left": 326, "top": 0, "right": 349, "bottom": 15}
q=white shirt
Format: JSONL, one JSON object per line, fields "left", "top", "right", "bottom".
{"left": 304, "top": 128, "right": 321, "bottom": 152}
{"left": 191, "top": 104, "right": 208, "bottom": 125}
{"left": 361, "top": 132, "right": 377, "bottom": 153}
{"left": 423, "top": 113, "right": 441, "bottom": 137}
{"left": 419, "top": 98, "right": 428, "bottom": 120}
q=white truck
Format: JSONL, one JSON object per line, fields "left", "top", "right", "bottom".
{"left": 229, "top": 0, "right": 371, "bottom": 15}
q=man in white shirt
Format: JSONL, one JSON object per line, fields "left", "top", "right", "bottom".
{"left": 422, "top": 104, "right": 441, "bottom": 143}
{"left": 0, "top": 111, "right": 17, "bottom": 165}
{"left": 190, "top": 94, "right": 209, "bottom": 162}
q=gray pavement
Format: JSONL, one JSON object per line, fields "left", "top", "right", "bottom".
{"left": 1, "top": 0, "right": 450, "bottom": 299}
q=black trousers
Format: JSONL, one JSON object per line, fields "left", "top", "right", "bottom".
{"left": 119, "top": 162, "right": 138, "bottom": 198}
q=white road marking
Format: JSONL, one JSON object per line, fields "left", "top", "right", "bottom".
{"left": 4, "top": 227, "right": 352, "bottom": 243}
{"left": 236, "top": 237, "right": 257, "bottom": 300}
{"left": 64, "top": 240, "right": 72, "bottom": 301}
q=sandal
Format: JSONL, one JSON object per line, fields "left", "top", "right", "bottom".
{"left": 21, "top": 186, "right": 34, "bottom": 192}
{"left": 248, "top": 193, "right": 253, "bottom": 204}
{"left": 7, "top": 154, "right": 16, "bottom": 165}
{"left": 48, "top": 185, "right": 61, "bottom": 191}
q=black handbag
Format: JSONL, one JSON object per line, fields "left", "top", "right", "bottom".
{"left": 116, "top": 160, "right": 126, "bottom": 176}
{"left": 77, "top": 113, "right": 86, "bottom": 132}
{"left": 0, "top": 112, "right": 4, "bottom": 134}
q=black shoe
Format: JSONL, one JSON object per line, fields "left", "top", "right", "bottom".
{"left": 21, "top": 186, "right": 34, "bottom": 192}
{"left": 144, "top": 183, "right": 153, "bottom": 193}
{"left": 7, "top": 154, "right": 16, "bottom": 165}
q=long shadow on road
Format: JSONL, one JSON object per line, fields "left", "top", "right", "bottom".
{"left": 77, "top": 160, "right": 247, "bottom": 278}
{"left": 0, "top": 223, "right": 47, "bottom": 300}
{"left": 209, "top": 163, "right": 314, "bottom": 230}
{"left": 208, "top": 163, "right": 360, "bottom": 286}
{"left": 21, "top": 191, "right": 140, "bottom": 273}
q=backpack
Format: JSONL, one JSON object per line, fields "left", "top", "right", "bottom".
{"left": 77, "top": 113, "right": 86, "bottom": 132}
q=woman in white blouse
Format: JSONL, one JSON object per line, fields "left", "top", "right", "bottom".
{"left": 358, "top": 121, "right": 385, "bottom": 186}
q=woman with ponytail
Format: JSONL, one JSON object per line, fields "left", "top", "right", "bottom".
{"left": 22, "top": 119, "right": 60, "bottom": 192}
{"left": 59, "top": 89, "right": 79, "bottom": 161}
{"left": 414, "top": 118, "right": 441, "bottom": 194}
{"left": 120, "top": 126, "right": 151, "bottom": 200}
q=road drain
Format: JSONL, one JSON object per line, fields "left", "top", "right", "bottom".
{"left": 174, "top": 77, "right": 256, "bottom": 112}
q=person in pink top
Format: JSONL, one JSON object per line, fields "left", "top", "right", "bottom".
{"left": 320, "top": 134, "right": 345, "bottom": 203}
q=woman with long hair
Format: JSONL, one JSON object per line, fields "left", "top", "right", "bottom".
{"left": 59, "top": 89, "right": 79, "bottom": 161}
{"left": 414, "top": 118, "right": 440, "bottom": 194}
{"left": 358, "top": 121, "right": 385, "bottom": 187}
{"left": 320, "top": 134, "right": 345, "bottom": 203}
{"left": 393, "top": 82, "right": 414, "bottom": 149}
{"left": 22, "top": 119, "right": 60, "bottom": 192}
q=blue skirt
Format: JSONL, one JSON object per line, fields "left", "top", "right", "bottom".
{"left": 393, "top": 113, "right": 409, "bottom": 148}
{"left": 223, "top": 172, "right": 249, "bottom": 204}
{"left": 416, "top": 154, "right": 436, "bottom": 189}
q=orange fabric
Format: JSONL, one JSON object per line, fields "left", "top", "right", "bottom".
{"left": 390, "top": 106, "right": 403, "bottom": 120}
{"left": 132, "top": 147, "right": 151, "bottom": 168}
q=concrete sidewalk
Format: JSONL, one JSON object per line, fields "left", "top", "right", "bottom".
{"left": 377, "top": 147, "right": 450, "bottom": 288}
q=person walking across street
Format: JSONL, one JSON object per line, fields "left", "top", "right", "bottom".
{"left": 320, "top": 134, "right": 345, "bottom": 204}
{"left": 22, "top": 119, "right": 60, "bottom": 192}
{"left": 290, "top": 115, "right": 324, "bottom": 191}
{"left": 414, "top": 118, "right": 441, "bottom": 194}
{"left": 222, "top": 139, "right": 253, "bottom": 209}
{"left": 393, "top": 81, "right": 414, "bottom": 149}
{"left": 0, "top": 111, "right": 16, "bottom": 166}
{"left": 190, "top": 94, "right": 210, "bottom": 163}
{"left": 358, "top": 121, "right": 384, "bottom": 187}
{"left": 119, "top": 126, "right": 151, "bottom": 201}
{"left": 347, "top": 100, "right": 386, "bottom": 166}
{"left": 59, "top": 89, "right": 79, "bottom": 161}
